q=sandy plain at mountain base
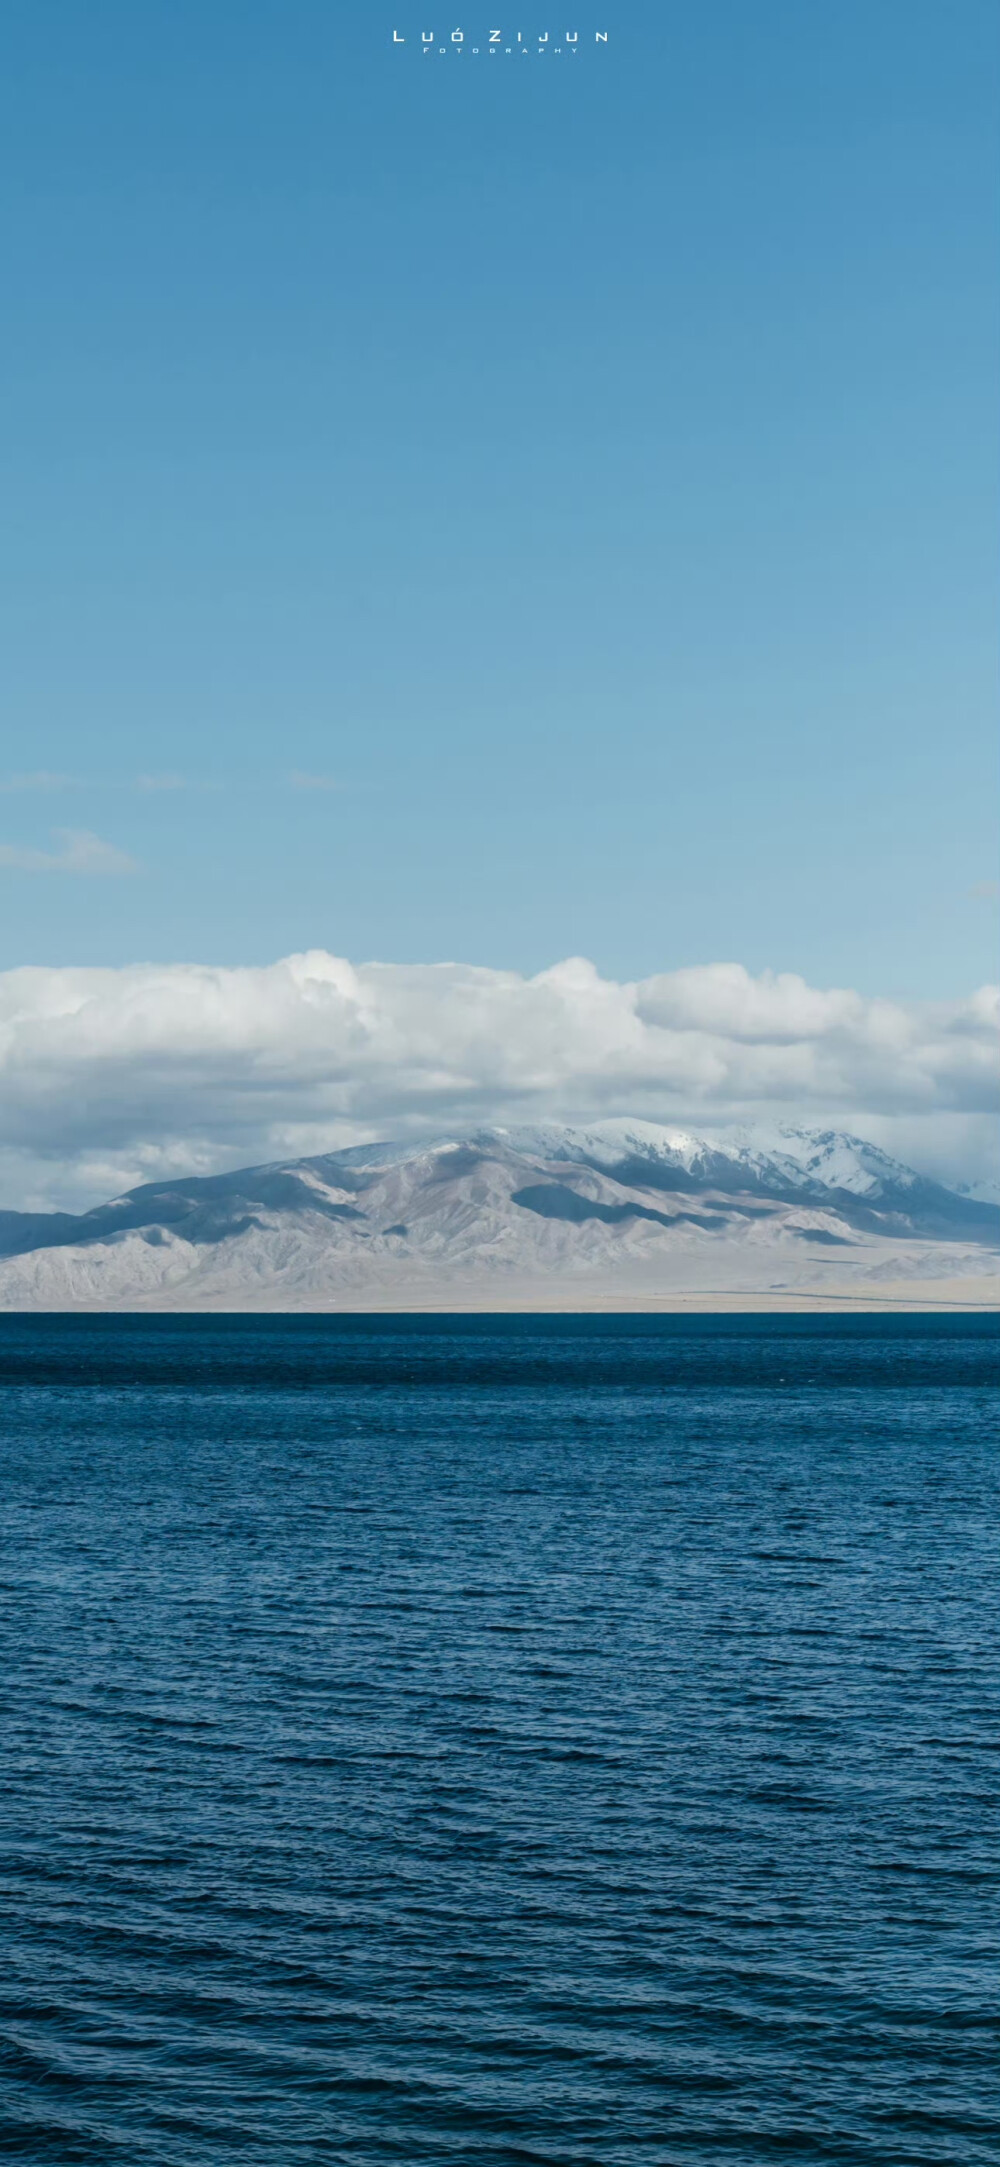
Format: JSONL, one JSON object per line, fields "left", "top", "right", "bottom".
{"left": 283, "top": 1278, "right": 1000, "bottom": 1314}
{"left": 347, "top": 1275, "right": 997, "bottom": 1314}
{"left": 25, "top": 1274, "right": 994, "bottom": 1315}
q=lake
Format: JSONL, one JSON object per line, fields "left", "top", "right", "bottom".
{"left": 0, "top": 1313, "right": 996, "bottom": 2163}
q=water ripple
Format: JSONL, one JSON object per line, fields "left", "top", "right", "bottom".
{"left": 0, "top": 1314, "right": 996, "bottom": 2164}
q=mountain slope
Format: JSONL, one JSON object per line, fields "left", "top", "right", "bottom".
{"left": 0, "top": 1123, "right": 995, "bottom": 1310}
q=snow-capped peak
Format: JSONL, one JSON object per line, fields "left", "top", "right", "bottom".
{"left": 476, "top": 1119, "right": 922, "bottom": 1198}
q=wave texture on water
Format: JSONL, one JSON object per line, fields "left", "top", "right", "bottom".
{"left": 0, "top": 1314, "right": 997, "bottom": 2164}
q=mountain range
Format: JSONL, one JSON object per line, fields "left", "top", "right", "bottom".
{"left": 0, "top": 1121, "right": 997, "bottom": 1310}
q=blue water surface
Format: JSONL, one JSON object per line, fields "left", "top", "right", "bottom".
{"left": 0, "top": 1313, "right": 997, "bottom": 2164}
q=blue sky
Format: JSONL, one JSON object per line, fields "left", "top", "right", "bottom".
{"left": 1, "top": 0, "right": 996, "bottom": 995}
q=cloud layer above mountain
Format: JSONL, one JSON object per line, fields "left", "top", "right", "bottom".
{"left": 0, "top": 952, "right": 996, "bottom": 1209}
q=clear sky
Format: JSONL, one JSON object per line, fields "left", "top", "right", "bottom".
{"left": 1, "top": 0, "right": 996, "bottom": 996}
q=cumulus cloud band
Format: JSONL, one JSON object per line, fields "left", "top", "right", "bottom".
{"left": 0, "top": 951, "right": 996, "bottom": 1209}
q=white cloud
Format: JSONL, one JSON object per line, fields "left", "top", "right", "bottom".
{"left": 134, "top": 772, "right": 188, "bottom": 793}
{"left": 0, "top": 772, "right": 80, "bottom": 793}
{"left": 0, "top": 829, "right": 138, "bottom": 875}
{"left": 289, "top": 771, "right": 342, "bottom": 791}
{"left": 0, "top": 951, "right": 996, "bottom": 1210}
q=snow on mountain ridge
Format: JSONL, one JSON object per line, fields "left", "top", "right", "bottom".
{"left": 475, "top": 1120, "right": 922, "bottom": 1197}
